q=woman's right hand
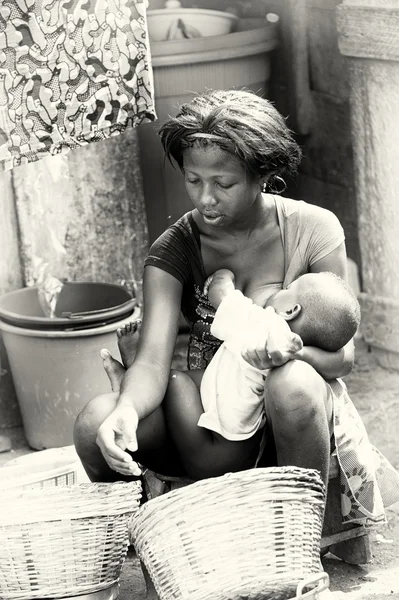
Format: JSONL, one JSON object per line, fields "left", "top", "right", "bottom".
{"left": 96, "top": 405, "right": 142, "bottom": 477}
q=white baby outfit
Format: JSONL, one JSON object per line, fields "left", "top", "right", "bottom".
{"left": 199, "top": 290, "right": 290, "bottom": 440}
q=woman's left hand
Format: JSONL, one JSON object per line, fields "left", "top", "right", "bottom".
{"left": 241, "top": 307, "right": 303, "bottom": 369}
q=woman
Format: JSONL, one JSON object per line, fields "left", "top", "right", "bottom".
{"left": 74, "top": 91, "right": 397, "bottom": 527}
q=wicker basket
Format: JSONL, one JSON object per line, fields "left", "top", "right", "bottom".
{"left": 0, "top": 481, "right": 142, "bottom": 600}
{"left": 130, "top": 467, "right": 325, "bottom": 600}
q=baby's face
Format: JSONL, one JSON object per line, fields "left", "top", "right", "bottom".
{"left": 267, "top": 279, "right": 301, "bottom": 314}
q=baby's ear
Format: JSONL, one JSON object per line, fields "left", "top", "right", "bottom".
{"left": 278, "top": 303, "right": 302, "bottom": 321}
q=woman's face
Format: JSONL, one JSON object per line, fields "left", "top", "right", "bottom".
{"left": 182, "top": 145, "right": 261, "bottom": 228}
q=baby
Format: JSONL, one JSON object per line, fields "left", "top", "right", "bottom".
{"left": 198, "top": 269, "right": 361, "bottom": 442}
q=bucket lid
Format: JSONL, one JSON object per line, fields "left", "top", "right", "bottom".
{"left": 0, "top": 282, "right": 137, "bottom": 330}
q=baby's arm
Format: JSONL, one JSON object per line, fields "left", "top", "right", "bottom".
{"left": 205, "top": 269, "right": 236, "bottom": 309}
{"left": 205, "top": 271, "right": 302, "bottom": 368}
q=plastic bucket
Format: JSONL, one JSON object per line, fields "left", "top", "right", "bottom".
{"left": 0, "top": 282, "right": 136, "bottom": 330}
{"left": 0, "top": 308, "right": 140, "bottom": 449}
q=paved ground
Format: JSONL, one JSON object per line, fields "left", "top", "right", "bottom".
{"left": 1, "top": 337, "right": 399, "bottom": 599}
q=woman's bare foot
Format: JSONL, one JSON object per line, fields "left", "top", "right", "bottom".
{"left": 100, "top": 349, "right": 126, "bottom": 392}
{"left": 117, "top": 320, "right": 141, "bottom": 369}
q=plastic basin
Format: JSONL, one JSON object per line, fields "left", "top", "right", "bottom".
{"left": 0, "top": 282, "right": 136, "bottom": 330}
{"left": 149, "top": 21, "right": 278, "bottom": 67}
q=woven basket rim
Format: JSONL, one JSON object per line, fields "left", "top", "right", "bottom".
{"left": 132, "top": 467, "right": 325, "bottom": 519}
{"left": 0, "top": 481, "right": 142, "bottom": 526}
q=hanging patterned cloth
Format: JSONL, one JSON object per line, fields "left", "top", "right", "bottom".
{"left": 0, "top": 0, "right": 156, "bottom": 171}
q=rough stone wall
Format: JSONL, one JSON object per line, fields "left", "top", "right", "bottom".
{"left": 268, "top": 0, "right": 361, "bottom": 269}
{"left": 0, "top": 172, "right": 23, "bottom": 428}
{"left": 13, "top": 130, "right": 149, "bottom": 287}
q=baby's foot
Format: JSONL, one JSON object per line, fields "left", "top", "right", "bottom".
{"left": 117, "top": 319, "right": 141, "bottom": 369}
{"left": 100, "top": 349, "right": 126, "bottom": 392}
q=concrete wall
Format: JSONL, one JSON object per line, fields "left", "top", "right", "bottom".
{"left": 336, "top": 0, "right": 399, "bottom": 369}
{"left": 265, "top": 0, "right": 361, "bottom": 269}
{"left": 0, "top": 172, "right": 23, "bottom": 428}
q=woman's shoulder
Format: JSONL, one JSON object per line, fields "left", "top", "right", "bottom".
{"left": 277, "top": 196, "right": 343, "bottom": 232}
{"left": 145, "top": 211, "right": 201, "bottom": 285}
{"left": 276, "top": 196, "right": 345, "bottom": 272}
{"left": 149, "top": 211, "right": 196, "bottom": 249}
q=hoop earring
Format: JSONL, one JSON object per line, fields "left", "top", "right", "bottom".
{"left": 270, "top": 175, "right": 287, "bottom": 195}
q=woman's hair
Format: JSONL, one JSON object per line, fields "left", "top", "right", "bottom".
{"left": 158, "top": 89, "right": 302, "bottom": 186}
{"left": 296, "top": 272, "right": 361, "bottom": 352}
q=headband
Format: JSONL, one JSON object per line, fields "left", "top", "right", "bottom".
{"left": 188, "top": 132, "right": 228, "bottom": 142}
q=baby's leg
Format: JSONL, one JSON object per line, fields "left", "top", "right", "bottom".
{"left": 97, "top": 320, "right": 140, "bottom": 393}
{"left": 164, "top": 369, "right": 262, "bottom": 480}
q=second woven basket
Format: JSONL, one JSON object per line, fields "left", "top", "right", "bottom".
{"left": 0, "top": 481, "right": 142, "bottom": 600}
{"left": 130, "top": 466, "right": 325, "bottom": 600}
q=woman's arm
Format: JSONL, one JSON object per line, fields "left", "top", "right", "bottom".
{"left": 118, "top": 265, "right": 183, "bottom": 415}
{"left": 295, "top": 340, "right": 354, "bottom": 379}
{"left": 299, "top": 241, "right": 355, "bottom": 379}
{"left": 96, "top": 266, "right": 183, "bottom": 474}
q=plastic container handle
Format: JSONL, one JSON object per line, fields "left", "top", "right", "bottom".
{"left": 61, "top": 298, "right": 136, "bottom": 319}
{"left": 295, "top": 572, "right": 330, "bottom": 599}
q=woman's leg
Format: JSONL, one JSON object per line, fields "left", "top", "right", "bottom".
{"left": 74, "top": 359, "right": 260, "bottom": 482}
{"left": 73, "top": 388, "right": 188, "bottom": 481}
{"left": 74, "top": 348, "right": 187, "bottom": 480}
{"left": 263, "top": 359, "right": 333, "bottom": 487}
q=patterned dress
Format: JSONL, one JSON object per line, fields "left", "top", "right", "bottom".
{"left": 0, "top": 0, "right": 155, "bottom": 170}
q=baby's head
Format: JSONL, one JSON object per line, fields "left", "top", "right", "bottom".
{"left": 267, "top": 272, "right": 361, "bottom": 351}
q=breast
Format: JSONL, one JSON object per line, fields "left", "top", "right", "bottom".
{"left": 200, "top": 210, "right": 285, "bottom": 303}
{"left": 242, "top": 281, "right": 283, "bottom": 308}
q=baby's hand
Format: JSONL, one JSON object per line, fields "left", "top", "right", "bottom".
{"left": 204, "top": 269, "right": 235, "bottom": 309}
{"left": 241, "top": 307, "right": 303, "bottom": 369}
{"left": 265, "top": 307, "right": 303, "bottom": 366}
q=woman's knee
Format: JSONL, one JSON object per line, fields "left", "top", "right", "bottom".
{"left": 265, "top": 360, "right": 328, "bottom": 424}
{"left": 168, "top": 369, "right": 184, "bottom": 385}
{"left": 165, "top": 369, "right": 198, "bottom": 409}
{"left": 168, "top": 369, "right": 195, "bottom": 387}
{"left": 73, "top": 392, "right": 119, "bottom": 450}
